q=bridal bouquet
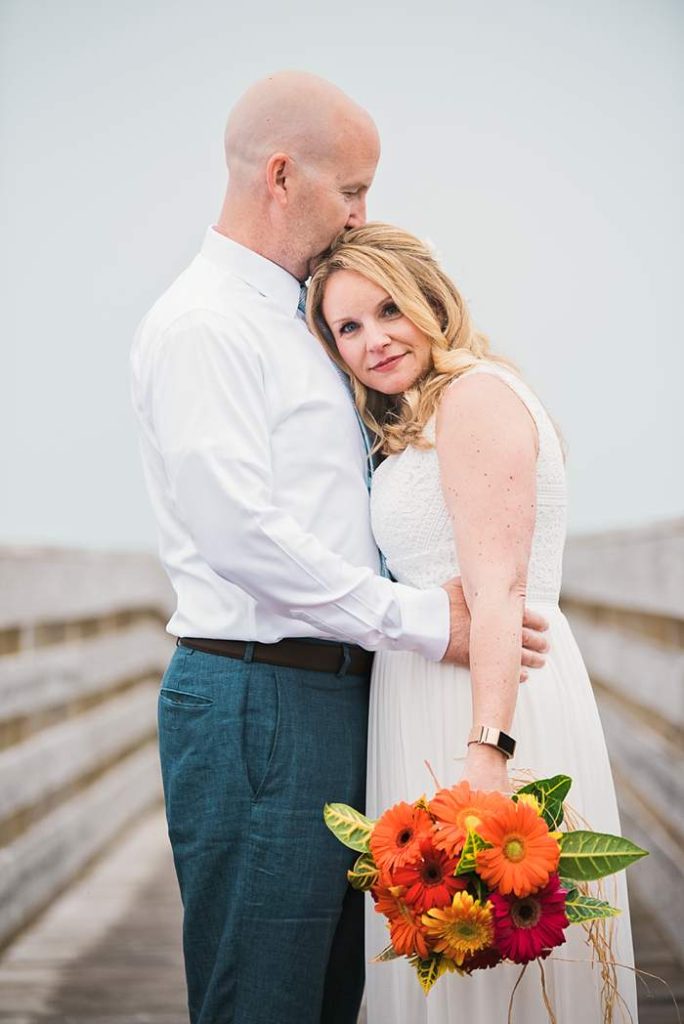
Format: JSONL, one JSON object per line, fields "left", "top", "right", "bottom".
{"left": 324, "top": 776, "right": 647, "bottom": 994}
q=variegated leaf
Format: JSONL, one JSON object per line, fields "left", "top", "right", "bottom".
{"left": 560, "top": 878, "right": 579, "bottom": 902}
{"left": 515, "top": 775, "right": 572, "bottom": 830}
{"left": 347, "top": 851, "right": 379, "bottom": 891}
{"left": 410, "top": 954, "right": 447, "bottom": 995}
{"left": 456, "top": 829, "right": 491, "bottom": 876}
{"left": 559, "top": 830, "right": 648, "bottom": 881}
{"left": 565, "top": 892, "right": 621, "bottom": 924}
{"left": 323, "top": 803, "right": 375, "bottom": 852}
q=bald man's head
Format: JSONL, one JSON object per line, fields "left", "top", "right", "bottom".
{"left": 225, "top": 71, "right": 378, "bottom": 186}
{"left": 218, "top": 71, "right": 380, "bottom": 280}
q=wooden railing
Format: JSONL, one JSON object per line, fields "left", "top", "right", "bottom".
{"left": 561, "top": 518, "right": 684, "bottom": 959}
{"left": 0, "top": 547, "right": 174, "bottom": 949}
{"left": 1, "top": 527, "right": 681, "bottom": 962}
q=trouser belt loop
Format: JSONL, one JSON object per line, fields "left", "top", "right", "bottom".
{"left": 243, "top": 641, "right": 255, "bottom": 664}
{"left": 336, "top": 643, "right": 352, "bottom": 678}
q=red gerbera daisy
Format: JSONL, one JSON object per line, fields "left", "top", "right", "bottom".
{"left": 460, "top": 945, "right": 503, "bottom": 973}
{"left": 490, "top": 873, "right": 569, "bottom": 964}
{"left": 393, "top": 837, "right": 466, "bottom": 912}
{"left": 369, "top": 801, "right": 433, "bottom": 872}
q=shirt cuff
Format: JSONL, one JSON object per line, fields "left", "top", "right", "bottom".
{"left": 393, "top": 583, "right": 451, "bottom": 661}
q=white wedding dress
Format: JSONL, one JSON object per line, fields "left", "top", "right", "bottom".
{"left": 365, "top": 363, "right": 638, "bottom": 1023}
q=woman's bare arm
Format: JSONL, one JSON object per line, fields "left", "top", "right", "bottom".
{"left": 436, "top": 371, "right": 538, "bottom": 790}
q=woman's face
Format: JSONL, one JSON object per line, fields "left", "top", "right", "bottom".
{"left": 321, "top": 270, "right": 433, "bottom": 395}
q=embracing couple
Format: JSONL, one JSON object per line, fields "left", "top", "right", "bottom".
{"left": 131, "top": 72, "right": 636, "bottom": 1024}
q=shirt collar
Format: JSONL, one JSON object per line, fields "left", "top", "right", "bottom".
{"left": 201, "top": 227, "right": 302, "bottom": 318}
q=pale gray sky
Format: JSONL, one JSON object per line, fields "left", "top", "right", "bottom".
{"left": 1, "top": 0, "right": 682, "bottom": 550}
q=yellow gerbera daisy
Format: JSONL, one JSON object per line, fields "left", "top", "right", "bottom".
{"left": 422, "top": 891, "right": 495, "bottom": 966}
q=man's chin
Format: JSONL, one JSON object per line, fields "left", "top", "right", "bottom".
{"left": 307, "top": 229, "right": 349, "bottom": 278}
{"left": 307, "top": 250, "right": 328, "bottom": 278}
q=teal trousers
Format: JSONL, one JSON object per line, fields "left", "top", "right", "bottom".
{"left": 158, "top": 642, "right": 369, "bottom": 1024}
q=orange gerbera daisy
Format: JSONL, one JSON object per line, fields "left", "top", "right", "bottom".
{"left": 369, "top": 801, "right": 432, "bottom": 872}
{"left": 373, "top": 885, "right": 430, "bottom": 959}
{"left": 422, "top": 891, "right": 495, "bottom": 966}
{"left": 476, "top": 800, "right": 561, "bottom": 897}
{"left": 430, "top": 781, "right": 509, "bottom": 858}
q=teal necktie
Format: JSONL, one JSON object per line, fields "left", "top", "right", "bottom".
{"left": 297, "top": 283, "right": 308, "bottom": 318}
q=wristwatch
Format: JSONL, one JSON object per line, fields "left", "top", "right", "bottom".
{"left": 467, "top": 725, "right": 516, "bottom": 760}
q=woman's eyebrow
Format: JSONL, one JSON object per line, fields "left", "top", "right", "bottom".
{"left": 330, "top": 313, "right": 356, "bottom": 326}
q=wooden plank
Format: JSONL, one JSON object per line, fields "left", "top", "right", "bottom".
{"left": 0, "top": 810, "right": 185, "bottom": 1022}
{"left": 613, "top": 776, "right": 684, "bottom": 961}
{"left": 562, "top": 518, "right": 684, "bottom": 619}
{"left": 0, "top": 683, "right": 158, "bottom": 823}
{"left": 0, "top": 624, "right": 172, "bottom": 722}
{"left": 0, "top": 746, "right": 161, "bottom": 947}
{"left": 0, "top": 548, "right": 173, "bottom": 631}
{"left": 596, "top": 698, "right": 684, "bottom": 846}
{"left": 565, "top": 610, "right": 684, "bottom": 729}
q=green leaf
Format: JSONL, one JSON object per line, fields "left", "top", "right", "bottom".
{"left": 560, "top": 879, "right": 579, "bottom": 903}
{"left": 515, "top": 775, "right": 572, "bottom": 829}
{"left": 347, "top": 851, "right": 379, "bottom": 891}
{"left": 565, "top": 892, "right": 621, "bottom": 925}
{"left": 456, "top": 830, "right": 492, "bottom": 876}
{"left": 469, "top": 874, "right": 490, "bottom": 903}
{"left": 410, "top": 955, "right": 447, "bottom": 995}
{"left": 558, "top": 830, "right": 648, "bottom": 881}
{"left": 371, "top": 943, "right": 401, "bottom": 963}
{"left": 324, "top": 803, "right": 375, "bottom": 852}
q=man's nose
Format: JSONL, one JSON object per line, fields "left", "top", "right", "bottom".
{"left": 346, "top": 195, "right": 367, "bottom": 228}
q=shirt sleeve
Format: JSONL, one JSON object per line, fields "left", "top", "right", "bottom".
{"left": 150, "top": 309, "right": 450, "bottom": 660}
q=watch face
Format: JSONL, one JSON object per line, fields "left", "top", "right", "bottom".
{"left": 498, "top": 731, "right": 516, "bottom": 758}
{"left": 468, "top": 726, "right": 516, "bottom": 759}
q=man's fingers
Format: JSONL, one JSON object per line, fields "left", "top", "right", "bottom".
{"left": 522, "top": 608, "right": 549, "bottom": 632}
{"left": 519, "top": 669, "right": 529, "bottom": 683}
{"left": 521, "top": 650, "right": 546, "bottom": 669}
{"left": 522, "top": 628, "right": 549, "bottom": 654}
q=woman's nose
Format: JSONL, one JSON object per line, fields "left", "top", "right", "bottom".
{"left": 366, "top": 323, "right": 391, "bottom": 353}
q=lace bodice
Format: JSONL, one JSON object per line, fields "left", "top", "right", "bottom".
{"left": 370, "top": 363, "right": 567, "bottom": 603}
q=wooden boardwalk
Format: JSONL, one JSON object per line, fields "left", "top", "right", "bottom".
{"left": 0, "top": 809, "right": 680, "bottom": 1024}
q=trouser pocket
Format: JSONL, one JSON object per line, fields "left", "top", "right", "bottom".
{"left": 243, "top": 663, "right": 280, "bottom": 801}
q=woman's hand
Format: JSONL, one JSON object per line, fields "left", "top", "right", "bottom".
{"left": 460, "top": 742, "right": 513, "bottom": 794}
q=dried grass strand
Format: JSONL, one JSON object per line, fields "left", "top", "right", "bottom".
{"left": 507, "top": 963, "right": 528, "bottom": 1024}
{"left": 548, "top": 957, "right": 681, "bottom": 1024}
{"left": 424, "top": 760, "right": 442, "bottom": 791}
{"left": 538, "top": 960, "right": 558, "bottom": 1024}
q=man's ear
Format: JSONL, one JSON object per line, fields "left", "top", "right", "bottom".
{"left": 266, "top": 153, "right": 291, "bottom": 206}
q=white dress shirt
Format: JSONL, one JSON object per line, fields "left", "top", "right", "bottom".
{"left": 130, "top": 228, "right": 449, "bottom": 659}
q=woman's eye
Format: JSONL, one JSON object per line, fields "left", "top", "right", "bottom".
{"left": 382, "top": 302, "right": 400, "bottom": 317}
{"left": 339, "top": 321, "right": 358, "bottom": 336}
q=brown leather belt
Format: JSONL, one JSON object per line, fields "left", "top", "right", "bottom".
{"left": 178, "top": 636, "right": 373, "bottom": 677}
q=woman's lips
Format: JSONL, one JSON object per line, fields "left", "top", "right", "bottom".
{"left": 371, "top": 353, "right": 405, "bottom": 373}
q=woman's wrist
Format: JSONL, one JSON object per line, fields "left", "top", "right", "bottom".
{"left": 467, "top": 724, "right": 516, "bottom": 760}
{"left": 465, "top": 740, "right": 508, "bottom": 765}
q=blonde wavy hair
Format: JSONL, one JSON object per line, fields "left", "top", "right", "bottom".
{"left": 307, "top": 222, "right": 515, "bottom": 455}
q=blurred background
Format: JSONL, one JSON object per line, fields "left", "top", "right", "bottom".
{"left": 0, "top": 0, "right": 681, "bottom": 1020}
